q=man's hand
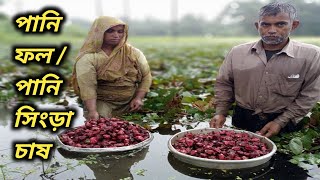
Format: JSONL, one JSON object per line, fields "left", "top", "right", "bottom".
{"left": 210, "top": 114, "right": 226, "bottom": 128}
{"left": 87, "top": 110, "right": 99, "bottom": 120}
{"left": 130, "top": 98, "right": 143, "bottom": 112}
{"left": 259, "top": 121, "right": 281, "bottom": 138}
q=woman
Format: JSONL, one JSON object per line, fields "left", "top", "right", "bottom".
{"left": 72, "top": 16, "right": 152, "bottom": 120}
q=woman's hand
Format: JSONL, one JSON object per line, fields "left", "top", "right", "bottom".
{"left": 87, "top": 110, "right": 99, "bottom": 120}
{"left": 130, "top": 90, "right": 147, "bottom": 112}
{"left": 130, "top": 97, "right": 144, "bottom": 112}
{"left": 84, "top": 98, "right": 99, "bottom": 120}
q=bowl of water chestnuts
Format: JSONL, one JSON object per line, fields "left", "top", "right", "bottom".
{"left": 168, "top": 128, "right": 276, "bottom": 169}
{"left": 57, "top": 117, "right": 153, "bottom": 153}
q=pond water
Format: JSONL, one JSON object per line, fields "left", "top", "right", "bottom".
{"left": 0, "top": 99, "right": 317, "bottom": 180}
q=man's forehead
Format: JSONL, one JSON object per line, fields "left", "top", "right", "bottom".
{"left": 259, "top": 12, "right": 291, "bottom": 21}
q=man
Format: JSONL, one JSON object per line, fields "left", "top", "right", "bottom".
{"left": 210, "top": 2, "right": 320, "bottom": 138}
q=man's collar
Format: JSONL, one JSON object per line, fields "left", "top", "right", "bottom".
{"left": 251, "top": 40, "right": 264, "bottom": 54}
{"left": 251, "top": 38, "right": 295, "bottom": 58}
{"left": 280, "top": 38, "right": 295, "bottom": 58}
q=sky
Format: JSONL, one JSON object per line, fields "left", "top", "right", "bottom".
{"left": 0, "top": 0, "right": 235, "bottom": 22}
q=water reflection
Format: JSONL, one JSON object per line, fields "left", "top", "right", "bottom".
{"left": 151, "top": 123, "right": 181, "bottom": 135}
{"left": 167, "top": 152, "right": 309, "bottom": 180}
{"left": 0, "top": 104, "right": 11, "bottom": 127}
{"left": 58, "top": 147, "right": 149, "bottom": 180}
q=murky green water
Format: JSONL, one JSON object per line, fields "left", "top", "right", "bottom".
{"left": 0, "top": 101, "right": 317, "bottom": 180}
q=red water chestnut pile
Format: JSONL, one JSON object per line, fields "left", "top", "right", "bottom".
{"left": 59, "top": 117, "right": 150, "bottom": 148}
{"left": 173, "top": 130, "right": 271, "bottom": 160}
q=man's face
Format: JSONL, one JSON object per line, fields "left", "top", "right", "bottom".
{"left": 255, "top": 12, "right": 299, "bottom": 47}
{"left": 103, "top": 25, "right": 125, "bottom": 46}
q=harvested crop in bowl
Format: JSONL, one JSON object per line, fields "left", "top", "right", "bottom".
{"left": 172, "top": 129, "right": 270, "bottom": 160}
{"left": 59, "top": 117, "right": 150, "bottom": 148}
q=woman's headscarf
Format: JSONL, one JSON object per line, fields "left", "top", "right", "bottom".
{"left": 72, "top": 16, "right": 137, "bottom": 95}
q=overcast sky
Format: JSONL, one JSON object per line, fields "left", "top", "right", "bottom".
{"left": 0, "top": 0, "right": 235, "bottom": 21}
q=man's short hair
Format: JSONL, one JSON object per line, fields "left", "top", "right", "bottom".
{"left": 259, "top": 2, "right": 297, "bottom": 20}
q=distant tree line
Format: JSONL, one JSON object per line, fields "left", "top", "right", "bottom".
{"left": 126, "top": 0, "right": 320, "bottom": 36}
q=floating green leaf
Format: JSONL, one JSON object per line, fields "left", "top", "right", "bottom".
{"left": 289, "top": 137, "right": 303, "bottom": 155}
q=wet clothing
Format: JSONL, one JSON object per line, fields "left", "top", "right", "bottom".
{"left": 232, "top": 105, "right": 302, "bottom": 133}
{"left": 76, "top": 48, "right": 152, "bottom": 117}
{"left": 215, "top": 39, "right": 320, "bottom": 129}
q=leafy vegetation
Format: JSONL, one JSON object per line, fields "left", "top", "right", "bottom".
{"left": 270, "top": 103, "right": 320, "bottom": 178}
